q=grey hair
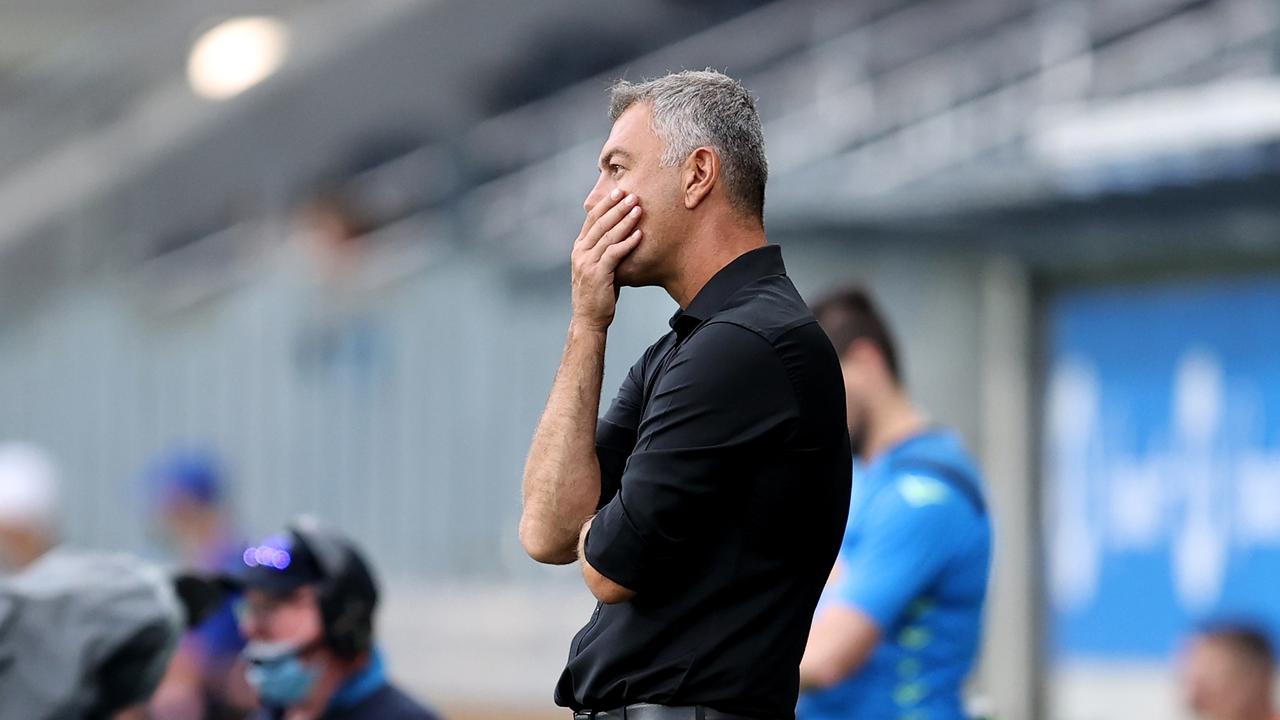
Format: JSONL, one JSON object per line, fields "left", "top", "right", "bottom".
{"left": 608, "top": 69, "right": 767, "bottom": 220}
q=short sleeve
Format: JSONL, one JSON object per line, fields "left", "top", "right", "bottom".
{"left": 831, "top": 473, "right": 974, "bottom": 629}
{"left": 585, "top": 322, "right": 797, "bottom": 592}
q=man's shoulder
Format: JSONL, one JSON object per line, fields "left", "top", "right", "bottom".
{"left": 862, "top": 436, "right": 988, "bottom": 525}
{"left": 709, "top": 273, "right": 817, "bottom": 341}
{"left": 890, "top": 430, "right": 984, "bottom": 491}
{"left": 339, "top": 683, "right": 442, "bottom": 720}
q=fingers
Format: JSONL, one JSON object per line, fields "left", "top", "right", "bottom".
{"left": 599, "top": 229, "right": 642, "bottom": 270}
{"left": 578, "top": 192, "right": 640, "bottom": 251}
{"left": 588, "top": 203, "right": 642, "bottom": 262}
{"left": 568, "top": 188, "right": 641, "bottom": 329}
{"left": 578, "top": 188, "right": 625, "bottom": 240}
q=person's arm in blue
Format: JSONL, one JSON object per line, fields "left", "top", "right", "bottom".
{"left": 799, "top": 473, "right": 972, "bottom": 689}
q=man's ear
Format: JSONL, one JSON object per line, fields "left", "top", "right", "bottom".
{"left": 681, "top": 147, "right": 719, "bottom": 210}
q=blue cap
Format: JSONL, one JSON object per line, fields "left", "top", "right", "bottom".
{"left": 146, "top": 449, "right": 224, "bottom": 508}
{"left": 222, "top": 531, "right": 325, "bottom": 596}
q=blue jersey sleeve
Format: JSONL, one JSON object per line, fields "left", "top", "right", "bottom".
{"left": 831, "top": 473, "right": 976, "bottom": 630}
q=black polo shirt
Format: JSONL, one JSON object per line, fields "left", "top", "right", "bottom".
{"left": 555, "top": 245, "right": 852, "bottom": 719}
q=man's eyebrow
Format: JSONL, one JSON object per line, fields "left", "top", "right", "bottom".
{"left": 598, "top": 149, "right": 634, "bottom": 169}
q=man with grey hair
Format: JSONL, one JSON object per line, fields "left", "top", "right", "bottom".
{"left": 520, "top": 70, "right": 851, "bottom": 719}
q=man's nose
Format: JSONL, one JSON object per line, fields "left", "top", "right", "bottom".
{"left": 583, "top": 177, "right": 609, "bottom": 213}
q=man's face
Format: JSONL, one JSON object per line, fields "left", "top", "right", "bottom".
{"left": 237, "top": 586, "right": 325, "bottom": 650}
{"left": 157, "top": 496, "right": 202, "bottom": 544}
{"left": 839, "top": 350, "right": 875, "bottom": 457}
{"left": 583, "top": 103, "right": 684, "bottom": 287}
{"left": 1181, "top": 636, "right": 1261, "bottom": 719}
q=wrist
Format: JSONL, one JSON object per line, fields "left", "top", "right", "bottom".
{"left": 569, "top": 317, "right": 611, "bottom": 337}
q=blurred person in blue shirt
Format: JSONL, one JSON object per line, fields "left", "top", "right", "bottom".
{"left": 226, "top": 519, "right": 439, "bottom": 720}
{"left": 798, "top": 288, "right": 992, "bottom": 720}
{"left": 144, "top": 449, "right": 255, "bottom": 720}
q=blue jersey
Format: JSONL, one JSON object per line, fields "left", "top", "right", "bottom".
{"left": 798, "top": 429, "right": 992, "bottom": 720}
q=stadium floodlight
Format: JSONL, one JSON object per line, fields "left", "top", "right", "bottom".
{"left": 1032, "top": 78, "right": 1280, "bottom": 169}
{"left": 187, "top": 16, "right": 290, "bottom": 101}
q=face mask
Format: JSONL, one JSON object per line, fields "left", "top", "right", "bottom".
{"left": 244, "top": 640, "right": 321, "bottom": 708}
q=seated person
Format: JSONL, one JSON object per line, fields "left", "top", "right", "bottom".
{"left": 226, "top": 519, "right": 440, "bottom": 720}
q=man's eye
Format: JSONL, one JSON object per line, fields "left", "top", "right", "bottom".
{"left": 610, "top": 164, "right": 624, "bottom": 176}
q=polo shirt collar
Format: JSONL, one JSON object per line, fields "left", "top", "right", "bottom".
{"left": 668, "top": 245, "right": 786, "bottom": 337}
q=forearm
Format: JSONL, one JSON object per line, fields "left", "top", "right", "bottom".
{"left": 799, "top": 604, "right": 880, "bottom": 690}
{"left": 520, "top": 321, "right": 608, "bottom": 564}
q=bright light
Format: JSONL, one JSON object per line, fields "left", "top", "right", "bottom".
{"left": 1033, "top": 78, "right": 1280, "bottom": 168}
{"left": 187, "top": 16, "right": 289, "bottom": 101}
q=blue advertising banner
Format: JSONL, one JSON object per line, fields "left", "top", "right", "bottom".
{"left": 1045, "top": 277, "right": 1280, "bottom": 659}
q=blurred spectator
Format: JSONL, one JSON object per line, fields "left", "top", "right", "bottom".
{"left": 294, "top": 191, "right": 376, "bottom": 286}
{"left": 0, "top": 441, "right": 60, "bottom": 573}
{"left": 289, "top": 139, "right": 441, "bottom": 295}
{"left": 0, "top": 548, "right": 196, "bottom": 719}
{"left": 288, "top": 190, "right": 399, "bottom": 385}
{"left": 798, "top": 288, "right": 992, "bottom": 720}
{"left": 1181, "top": 621, "right": 1279, "bottom": 720}
{"left": 144, "top": 449, "right": 254, "bottom": 720}
{"left": 146, "top": 449, "right": 243, "bottom": 571}
{"left": 229, "top": 519, "right": 439, "bottom": 720}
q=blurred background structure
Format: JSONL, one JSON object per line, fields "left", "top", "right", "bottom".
{"left": 1, "top": 0, "right": 1280, "bottom": 717}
